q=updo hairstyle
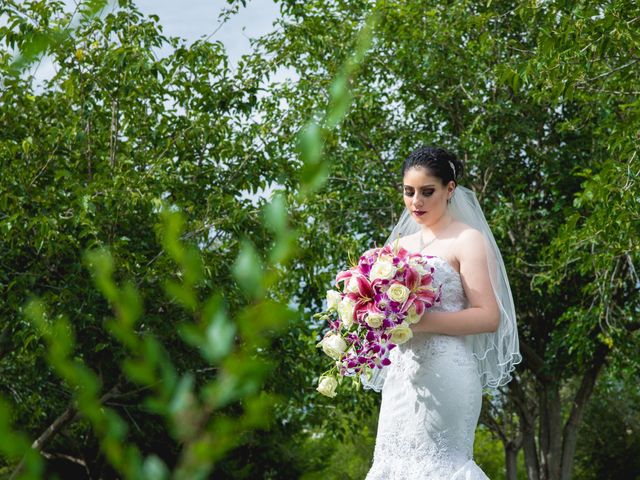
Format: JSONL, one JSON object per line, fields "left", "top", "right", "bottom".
{"left": 401, "top": 145, "right": 464, "bottom": 187}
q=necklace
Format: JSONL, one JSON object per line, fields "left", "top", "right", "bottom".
{"left": 419, "top": 217, "right": 453, "bottom": 252}
{"left": 418, "top": 232, "right": 437, "bottom": 251}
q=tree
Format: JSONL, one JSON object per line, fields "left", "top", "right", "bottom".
{"left": 248, "top": 1, "right": 640, "bottom": 478}
{"left": 1, "top": 0, "right": 638, "bottom": 478}
{"left": 0, "top": 0, "right": 379, "bottom": 477}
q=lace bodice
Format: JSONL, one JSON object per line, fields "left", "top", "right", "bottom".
{"left": 366, "top": 255, "right": 489, "bottom": 480}
{"left": 389, "top": 255, "right": 475, "bottom": 373}
{"left": 424, "top": 255, "right": 467, "bottom": 312}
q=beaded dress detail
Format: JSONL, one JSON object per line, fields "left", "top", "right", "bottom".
{"left": 365, "top": 255, "right": 489, "bottom": 480}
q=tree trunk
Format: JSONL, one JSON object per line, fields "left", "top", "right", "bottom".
{"left": 539, "top": 384, "right": 563, "bottom": 480}
{"left": 109, "top": 98, "right": 119, "bottom": 169}
{"left": 505, "top": 442, "right": 519, "bottom": 480}
{"left": 559, "top": 346, "right": 607, "bottom": 480}
{"left": 521, "top": 412, "right": 540, "bottom": 480}
{"left": 508, "top": 375, "right": 540, "bottom": 480}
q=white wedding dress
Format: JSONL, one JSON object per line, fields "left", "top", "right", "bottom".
{"left": 366, "top": 255, "right": 490, "bottom": 480}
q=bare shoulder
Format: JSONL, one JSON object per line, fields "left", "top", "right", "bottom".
{"left": 454, "top": 223, "right": 486, "bottom": 258}
{"left": 456, "top": 223, "right": 484, "bottom": 243}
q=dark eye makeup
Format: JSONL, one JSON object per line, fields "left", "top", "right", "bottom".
{"left": 403, "top": 188, "right": 434, "bottom": 197}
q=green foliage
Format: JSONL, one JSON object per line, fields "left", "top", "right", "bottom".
{"left": 0, "top": 0, "right": 378, "bottom": 478}
{"left": 299, "top": 410, "right": 377, "bottom": 480}
{"left": 574, "top": 369, "right": 640, "bottom": 480}
{"left": 3, "top": 0, "right": 110, "bottom": 74}
{"left": 1, "top": 0, "right": 639, "bottom": 478}
{"left": 474, "top": 426, "right": 526, "bottom": 480}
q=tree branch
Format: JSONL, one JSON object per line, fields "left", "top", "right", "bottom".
{"left": 559, "top": 344, "right": 608, "bottom": 480}
{"left": 519, "top": 339, "right": 551, "bottom": 383}
{"left": 508, "top": 375, "right": 540, "bottom": 480}
{"left": 10, "top": 384, "right": 122, "bottom": 479}
{"left": 0, "top": 324, "right": 12, "bottom": 361}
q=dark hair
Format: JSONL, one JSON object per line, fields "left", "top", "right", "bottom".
{"left": 401, "top": 145, "right": 463, "bottom": 186}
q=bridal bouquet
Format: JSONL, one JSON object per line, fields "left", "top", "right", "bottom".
{"left": 315, "top": 242, "right": 442, "bottom": 397}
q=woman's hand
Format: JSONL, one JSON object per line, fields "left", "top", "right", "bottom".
{"left": 410, "top": 312, "right": 432, "bottom": 333}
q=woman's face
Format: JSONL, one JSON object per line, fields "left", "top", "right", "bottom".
{"left": 402, "top": 166, "right": 454, "bottom": 227}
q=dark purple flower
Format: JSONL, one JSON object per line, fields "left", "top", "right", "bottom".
{"left": 347, "top": 332, "right": 360, "bottom": 344}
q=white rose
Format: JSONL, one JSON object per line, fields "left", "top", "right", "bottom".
{"left": 365, "top": 312, "right": 384, "bottom": 328}
{"left": 415, "top": 264, "right": 428, "bottom": 276}
{"left": 337, "top": 297, "right": 356, "bottom": 328}
{"left": 316, "top": 375, "right": 338, "bottom": 397}
{"left": 405, "top": 304, "right": 421, "bottom": 324}
{"left": 408, "top": 258, "right": 428, "bottom": 275}
{"left": 326, "top": 290, "right": 342, "bottom": 310}
{"left": 318, "top": 333, "right": 347, "bottom": 359}
{"left": 370, "top": 259, "right": 396, "bottom": 281}
{"left": 389, "top": 323, "right": 413, "bottom": 345}
{"left": 387, "top": 283, "right": 410, "bottom": 303}
{"left": 346, "top": 276, "right": 360, "bottom": 294}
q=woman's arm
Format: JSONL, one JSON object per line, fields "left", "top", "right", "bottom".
{"left": 410, "top": 228, "right": 500, "bottom": 335}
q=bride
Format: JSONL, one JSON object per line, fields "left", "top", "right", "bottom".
{"left": 363, "top": 146, "right": 522, "bottom": 479}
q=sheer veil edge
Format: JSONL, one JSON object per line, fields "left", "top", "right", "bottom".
{"left": 360, "top": 185, "right": 522, "bottom": 394}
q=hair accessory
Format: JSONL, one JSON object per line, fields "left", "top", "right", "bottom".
{"left": 448, "top": 160, "right": 456, "bottom": 179}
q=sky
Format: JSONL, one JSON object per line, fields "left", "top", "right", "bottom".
{"left": 31, "top": 0, "right": 287, "bottom": 85}
{"left": 17, "top": 0, "right": 292, "bottom": 205}
{"left": 132, "top": 0, "right": 281, "bottom": 62}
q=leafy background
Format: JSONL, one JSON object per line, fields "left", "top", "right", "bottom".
{"left": 0, "top": 1, "right": 638, "bottom": 479}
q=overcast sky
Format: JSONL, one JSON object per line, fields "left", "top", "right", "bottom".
{"left": 31, "top": 0, "right": 285, "bottom": 84}
{"left": 132, "top": 0, "right": 281, "bottom": 62}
